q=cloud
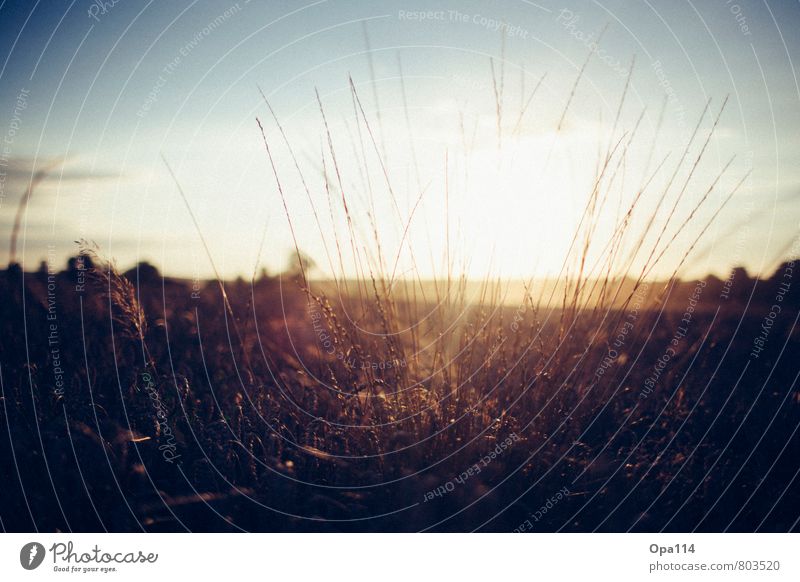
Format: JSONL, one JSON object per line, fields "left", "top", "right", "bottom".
{"left": 0, "top": 156, "right": 122, "bottom": 184}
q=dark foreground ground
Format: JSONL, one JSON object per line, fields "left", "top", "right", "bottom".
{"left": 1, "top": 259, "right": 798, "bottom": 532}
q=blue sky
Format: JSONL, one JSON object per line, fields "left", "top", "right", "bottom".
{"left": 1, "top": 0, "right": 799, "bottom": 281}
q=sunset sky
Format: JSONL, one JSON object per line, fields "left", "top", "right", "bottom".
{"left": 1, "top": 0, "right": 798, "bottom": 281}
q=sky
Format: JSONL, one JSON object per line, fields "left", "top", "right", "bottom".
{"left": 1, "top": 0, "right": 799, "bottom": 282}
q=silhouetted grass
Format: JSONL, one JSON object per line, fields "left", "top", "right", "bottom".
{"left": 1, "top": 63, "right": 798, "bottom": 532}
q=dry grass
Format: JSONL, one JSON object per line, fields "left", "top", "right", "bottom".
{"left": 1, "top": 57, "right": 797, "bottom": 533}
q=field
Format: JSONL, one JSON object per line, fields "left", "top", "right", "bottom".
{"left": 1, "top": 252, "right": 798, "bottom": 532}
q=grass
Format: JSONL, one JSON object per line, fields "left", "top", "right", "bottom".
{"left": 1, "top": 57, "right": 798, "bottom": 532}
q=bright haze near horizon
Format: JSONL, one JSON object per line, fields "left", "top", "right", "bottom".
{"left": 1, "top": 0, "right": 799, "bottom": 284}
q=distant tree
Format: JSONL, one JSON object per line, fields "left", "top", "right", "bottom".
{"left": 123, "top": 261, "right": 160, "bottom": 284}
{"left": 769, "top": 261, "right": 794, "bottom": 282}
{"left": 703, "top": 273, "right": 724, "bottom": 300}
{"left": 764, "top": 261, "right": 797, "bottom": 309}
{"left": 286, "top": 250, "right": 315, "bottom": 280}
{"left": 6, "top": 261, "right": 22, "bottom": 278}
{"left": 722, "top": 266, "right": 753, "bottom": 303}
